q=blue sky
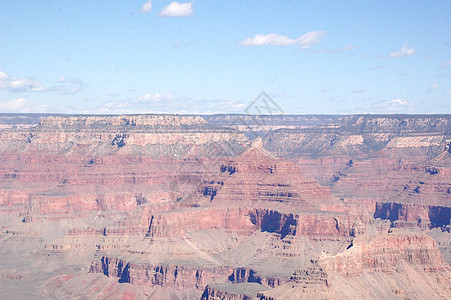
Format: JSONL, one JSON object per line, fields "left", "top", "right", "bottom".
{"left": 0, "top": 1, "right": 450, "bottom": 114}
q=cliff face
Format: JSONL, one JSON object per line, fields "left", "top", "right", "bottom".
{"left": 148, "top": 207, "right": 256, "bottom": 238}
{"left": 0, "top": 114, "right": 450, "bottom": 300}
{"left": 320, "top": 232, "right": 448, "bottom": 274}
{"left": 90, "top": 257, "right": 231, "bottom": 291}
{"left": 249, "top": 209, "right": 359, "bottom": 238}
{"left": 374, "top": 202, "right": 451, "bottom": 229}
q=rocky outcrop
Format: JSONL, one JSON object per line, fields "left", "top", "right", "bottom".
{"left": 90, "top": 256, "right": 231, "bottom": 290}
{"left": 290, "top": 263, "right": 330, "bottom": 286}
{"left": 202, "top": 287, "right": 253, "bottom": 300}
{"left": 201, "top": 283, "right": 268, "bottom": 300}
{"left": 228, "top": 268, "right": 282, "bottom": 288}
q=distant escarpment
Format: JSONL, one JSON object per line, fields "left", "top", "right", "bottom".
{"left": 262, "top": 114, "right": 451, "bottom": 158}
{"left": 0, "top": 114, "right": 249, "bottom": 157}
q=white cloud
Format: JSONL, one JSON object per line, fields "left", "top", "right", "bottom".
{"left": 0, "top": 98, "right": 28, "bottom": 112}
{"left": 141, "top": 1, "right": 152, "bottom": 13}
{"left": 359, "top": 98, "right": 414, "bottom": 113}
{"left": 446, "top": 90, "right": 451, "bottom": 95}
{"left": 428, "top": 83, "right": 439, "bottom": 91}
{"left": 441, "top": 60, "right": 451, "bottom": 68}
{"left": 0, "top": 71, "right": 85, "bottom": 95}
{"left": 159, "top": 2, "right": 193, "bottom": 17}
{"left": 240, "top": 31, "right": 325, "bottom": 49}
{"left": 0, "top": 71, "right": 8, "bottom": 80}
{"left": 0, "top": 71, "right": 45, "bottom": 92}
{"left": 390, "top": 99, "right": 409, "bottom": 106}
{"left": 390, "top": 44, "right": 415, "bottom": 58}
{"left": 296, "top": 31, "right": 326, "bottom": 50}
{"left": 222, "top": 100, "right": 246, "bottom": 110}
{"left": 139, "top": 93, "right": 174, "bottom": 102}
{"left": 240, "top": 34, "right": 296, "bottom": 46}
{"left": 240, "top": 34, "right": 298, "bottom": 46}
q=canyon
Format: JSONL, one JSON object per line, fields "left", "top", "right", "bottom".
{"left": 0, "top": 113, "right": 450, "bottom": 299}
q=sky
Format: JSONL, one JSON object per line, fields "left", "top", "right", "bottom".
{"left": 0, "top": 1, "right": 450, "bottom": 115}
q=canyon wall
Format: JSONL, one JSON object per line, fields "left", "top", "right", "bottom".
{"left": 0, "top": 114, "right": 450, "bottom": 299}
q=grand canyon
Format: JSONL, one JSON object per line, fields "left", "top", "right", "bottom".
{"left": 0, "top": 113, "right": 450, "bottom": 299}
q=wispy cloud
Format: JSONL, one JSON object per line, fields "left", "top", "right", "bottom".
{"left": 96, "top": 93, "right": 248, "bottom": 114}
{"left": 446, "top": 90, "right": 451, "bottom": 95}
{"left": 52, "top": 75, "right": 88, "bottom": 95}
{"left": 390, "top": 43, "right": 415, "bottom": 58}
{"left": 0, "top": 71, "right": 86, "bottom": 95}
{"left": 172, "top": 41, "right": 195, "bottom": 49}
{"left": 352, "top": 89, "right": 365, "bottom": 94}
{"left": 240, "top": 31, "right": 325, "bottom": 50}
{"left": 441, "top": 60, "right": 451, "bottom": 68}
{"left": 428, "top": 83, "right": 439, "bottom": 91}
{"left": 141, "top": 0, "right": 152, "bottom": 13}
{"left": 359, "top": 98, "right": 414, "bottom": 113}
{"left": 265, "top": 78, "right": 278, "bottom": 84}
{"left": 159, "top": 2, "right": 193, "bottom": 17}
{"left": 312, "top": 45, "right": 355, "bottom": 54}
{"left": 368, "top": 65, "right": 385, "bottom": 70}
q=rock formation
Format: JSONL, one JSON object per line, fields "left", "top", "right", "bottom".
{"left": 0, "top": 113, "right": 450, "bottom": 299}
